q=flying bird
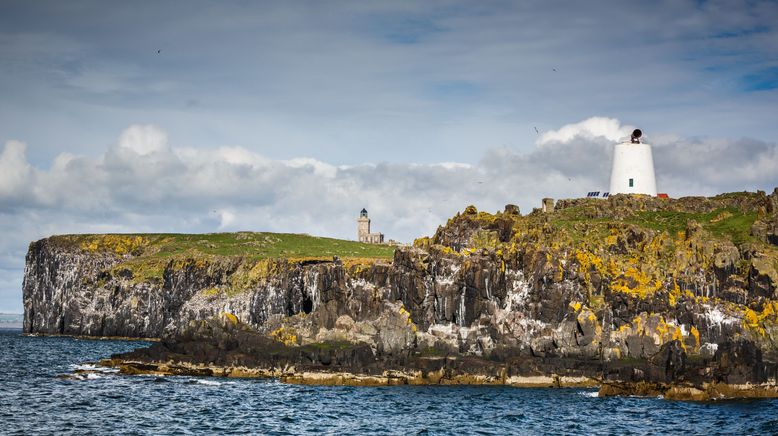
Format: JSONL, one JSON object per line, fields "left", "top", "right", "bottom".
{"left": 552, "top": 68, "right": 557, "bottom": 72}
{"left": 157, "top": 49, "right": 161, "bottom": 54}
{"left": 534, "top": 126, "right": 539, "bottom": 134}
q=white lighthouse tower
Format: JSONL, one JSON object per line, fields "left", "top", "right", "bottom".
{"left": 608, "top": 129, "right": 657, "bottom": 196}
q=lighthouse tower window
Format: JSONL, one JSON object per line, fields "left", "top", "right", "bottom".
{"left": 629, "top": 178, "right": 634, "bottom": 187}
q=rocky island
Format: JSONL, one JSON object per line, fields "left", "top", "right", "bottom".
{"left": 24, "top": 190, "right": 778, "bottom": 400}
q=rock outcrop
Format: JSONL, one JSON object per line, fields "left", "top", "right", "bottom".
{"left": 23, "top": 189, "right": 778, "bottom": 398}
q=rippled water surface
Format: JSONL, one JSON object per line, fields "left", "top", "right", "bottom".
{"left": 2, "top": 329, "right": 778, "bottom": 435}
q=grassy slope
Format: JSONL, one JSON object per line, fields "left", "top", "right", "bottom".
{"left": 57, "top": 232, "right": 396, "bottom": 260}
{"left": 550, "top": 206, "right": 759, "bottom": 246}
{"left": 50, "top": 232, "right": 396, "bottom": 284}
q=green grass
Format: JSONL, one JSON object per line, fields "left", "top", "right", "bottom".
{"left": 545, "top": 204, "right": 758, "bottom": 246}
{"left": 627, "top": 208, "right": 757, "bottom": 244}
{"left": 54, "top": 232, "right": 397, "bottom": 285}
{"left": 625, "top": 210, "right": 704, "bottom": 235}
{"left": 58, "top": 232, "right": 396, "bottom": 261}
{"left": 706, "top": 210, "right": 759, "bottom": 245}
{"left": 546, "top": 205, "right": 612, "bottom": 243}
{"left": 151, "top": 232, "right": 396, "bottom": 260}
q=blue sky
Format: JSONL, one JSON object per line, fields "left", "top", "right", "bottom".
{"left": 1, "top": 0, "right": 777, "bottom": 312}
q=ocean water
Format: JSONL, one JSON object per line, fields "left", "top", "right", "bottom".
{"left": 1, "top": 329, "right": 777, "bottom": 435}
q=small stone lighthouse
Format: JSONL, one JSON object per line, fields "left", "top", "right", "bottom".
{"left": 357, "top": 208, "right": 384, "bottom": 244}
{"left": 609, "top": 129, "right": 657, "bottom": 196}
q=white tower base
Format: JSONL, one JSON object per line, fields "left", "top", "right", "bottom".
{"left": 609, "top": 142, "right": 657, "bottom": 196}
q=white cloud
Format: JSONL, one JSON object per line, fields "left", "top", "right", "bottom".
{"left": 116, "top": 124, "right": 170, "bottom": 156}
{"left": 284, "top": 157, "right": 338, "bottom": 178}
{"left": 0, "top": 118, "right": 776, "bottom": 312}
{"left": 3, "top": 1, "right": 778, "bottom": 168}
{"left": 0, "top": 140, "right": 32, "bottom": 199}
{"left": 538, "top": 117, "right": 633, "bottom": 145}
{"left": 217, "top": 209, "right": 236, "bottom": 229}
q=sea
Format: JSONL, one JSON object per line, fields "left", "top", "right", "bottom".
{"left": 1, "top": 328, "right": 777, "bottom": 435}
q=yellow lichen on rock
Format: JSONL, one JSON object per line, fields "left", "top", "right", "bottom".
{"left": 667, "top": 279, "right": 683, "bottom": 307}
{"left": 710, "top": 210, "right": 734, "bottom": 223}
{"left": 574, "top": 250, "right": 605, "bottom": 289}
{"left": 270, "top": 326, "right": 299, "bottom": 346}
{"left": 412, "top": 237, "right": 431, "bottom": 249}
{"left": 221, "top": 312, "right": 238, "bottom": 325}
{"left": 690, "top": 325, "right": 701, "bottom": 350}
{"left": 671, "top": 325, "right": 685, "bottom": 351}
{"left": 229, "top": 259, "right": 281, "bottom": 292}
{"left": 610, "top": 267, "right": 662, "bottom": 299}
{"left": 80, "top": 235, "right": 147, "bottom": 256}
{"left": 342, "top": 258, "right": 379, "bottom": 274}
{"left": 201, "top": 287, "right": 219, "bottom": 297}
{"left": 742, "top": 301, "right": 778, "bottom": 336}
{"left": 398, "top": 305, "right": 417, "bottom": 333}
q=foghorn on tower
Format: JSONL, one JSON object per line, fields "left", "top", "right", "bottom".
{"left": 608, "top": 129, "right": 657, "bottom": 196}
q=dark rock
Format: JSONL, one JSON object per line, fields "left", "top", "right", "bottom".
{"left": 504, "top": 204, "right": 520, "bottom": 215}
{"left": 24, "top": 189, "right": 778, "bottom": 396}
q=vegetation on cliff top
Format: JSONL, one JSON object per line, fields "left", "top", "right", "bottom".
{"left": 54, "top": 232, "right": 396, "bottom": 260}
{"left": 425, "top": 190, "right": 778, "bottom": 348}
{"left": 46, "top": 232, "right": 396, "bottom": 284}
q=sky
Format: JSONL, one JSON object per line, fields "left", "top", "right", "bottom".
{"left": 1, "top": 0, "right": 777, "bottom": 312}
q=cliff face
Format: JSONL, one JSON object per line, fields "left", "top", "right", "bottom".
{"left": 22, "top": 240, "right": 383, "bottom": 338}
{"left": 22, "top": 232, "right": 396, "bottom": 338}
{"left": 24, "top": 189, "right": 778, "bottom": 395}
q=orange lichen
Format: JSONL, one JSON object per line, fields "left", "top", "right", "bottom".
{"left": 398, "top": 305, "right": 417, "bottom": 333}
{"left": 221, "top": 312, "right": 238, "bottom": 325}
{"left": 610, "top": 267, "right": 662, "bottom": 299}
{"left": 574, "top": 250, "right": 605, "bottom": 287}
{"left": 690, "top": 326, "right": 701, "bottom": 349}
{"left": 742, "top": 301, "right": 778, "bottom": 336}
{"left": 80, "top": 235, "right": 147, "bottom": 256}
{"left": 671, "top": 326, "right": 685, "bottom": 351}
{"left": 668, "top": 279, "right": 682, "bottom": 307}
{"left": 270, "top": 326, "right": 298, "bottom": 346}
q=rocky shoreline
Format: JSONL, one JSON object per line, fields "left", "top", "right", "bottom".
{"left": 24, "top": 333, "right": 159, "bottom": 342}
{"left": 100, "top": 358, "right": 778, "bottom": 401}
{"left": 24, "top": 190, "right": 778, "bottom": 400}
{"left": 97, "top": 311, "right": 778, "bottom": 401}
{"left": 599, "top": 380, "right": 778, "bottom": 401}
{"left": 99, "top": 358, "right": 598, "bottom": 389}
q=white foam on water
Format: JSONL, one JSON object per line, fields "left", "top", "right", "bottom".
{"left": 191, "top": 378, "right": 234, "bottom": 386}
{"left": 578, "top": 391, "right": 599, "bottom": 398}
{"left": 70, "top": 363, "right": 98, "bottom": 371}
{"left": 70, "top": 363, "right": 119, "bottom": 373}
